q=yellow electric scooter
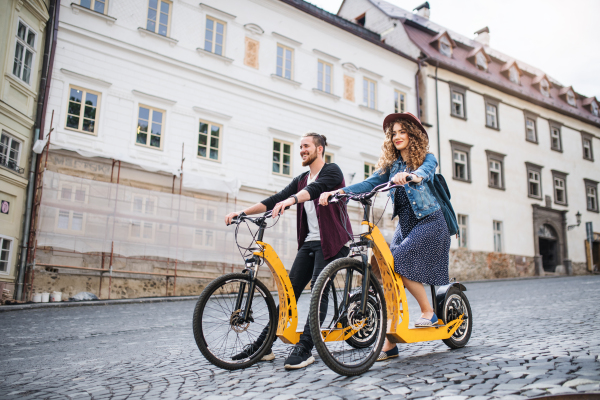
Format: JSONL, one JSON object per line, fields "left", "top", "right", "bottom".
{"left": 309, "top": 180, "right": 472, "bottom": 376}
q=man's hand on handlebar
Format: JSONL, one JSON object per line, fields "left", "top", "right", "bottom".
{"left": 225, "top": 211, "right": 242, "bottom": 225}
{"left": 319, "top": 190, "right": 343, "bottom": 206}
{"left": 392, "top": 172, "right": 421, "bottom": 185}
{"left": 272, "top": 197, "right": 295, "bottom": 218}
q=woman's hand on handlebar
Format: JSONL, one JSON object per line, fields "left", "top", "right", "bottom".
{"left": 319, "top": 190, "right": 342, "bottom": 206}
{"left": 392, "top": 172, "right": 422, "bottom": 185}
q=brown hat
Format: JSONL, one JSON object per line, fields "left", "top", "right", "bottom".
{"left": 382, "top": 112, "right": 428, "bottom": 138}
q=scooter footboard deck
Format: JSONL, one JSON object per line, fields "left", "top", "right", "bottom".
{"left": 387, "top": 316, "right": 464, "bottom": 344}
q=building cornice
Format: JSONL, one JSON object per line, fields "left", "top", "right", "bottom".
{"left": 60, "top": 69, "right": 112, "bottom": 87}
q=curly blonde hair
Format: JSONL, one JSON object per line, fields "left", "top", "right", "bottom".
{"left": 375, "top": 119, "right": 429, "bottom": 173}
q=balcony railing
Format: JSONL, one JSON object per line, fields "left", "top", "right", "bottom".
{"left": 0, "top": 157, "right": 24, "bottom": 174}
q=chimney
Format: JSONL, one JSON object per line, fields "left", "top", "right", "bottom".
{"left": 474, "top": 27, "right": 490, "bottom": 46}
{"left": 413, "top": 1, "right": 430, "bottom": 19}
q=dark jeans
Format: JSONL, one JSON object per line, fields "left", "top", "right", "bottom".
{"left": 256, "top": 241, "right": 349, "bottom": 352}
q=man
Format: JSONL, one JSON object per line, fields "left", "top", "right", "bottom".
{"left": 224, "top": 132, "right": 352, "bottom": 369}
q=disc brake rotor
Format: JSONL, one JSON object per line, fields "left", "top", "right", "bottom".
{"left": 230, "top": 309, "right": 250, "bottom": 333}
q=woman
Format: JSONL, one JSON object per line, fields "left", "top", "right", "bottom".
{"left": 319, "top": 112, "right": 450, "bottom": 361}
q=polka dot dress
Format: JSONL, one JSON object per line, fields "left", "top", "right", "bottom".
{"left": 390, "top": 186, "right": 450, "bottom": 286}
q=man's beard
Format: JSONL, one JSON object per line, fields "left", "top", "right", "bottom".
{"left": 302, "top": 150, "right": 318, "bottom": 166}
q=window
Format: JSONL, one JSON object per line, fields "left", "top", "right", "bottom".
{"left": 324, "top": 153, "right": 334, "bottom": 163}
{"left": 272, "top": 140, "right": 292, "bottom": 176}
{"left": 540, "top": 79, "right": 550, "bottom": 97}
{"left": 486, "top": 150, "right": 505, "bottom": 190}
{"left": 582, "top": 132, "right": 594, "bottom": 161}
{"left": 394, "top": 90, "right": 405, "bottom": 113}
{"left": 80, "top": 0, "right": 107, "bottom": 13}
{"left": 195, "top": 205, "right": 217, "bottom": 222}
{"left": 439, "top": 35, "right": 452, "bottom": 57}
{"left": 194, "top": 229, "right": 216, "bottom": 249}
{"left": 475, "top": 52, "right": 487, "bottom": 71}
{"left": 363, "top": 77, "right": 377, "bottom": 109}
{"left": 12, "top": 20, "right": 36, "bottom": 85}
{"left": 198, "top": 120, "right": 221, "bottom": 161}
{"left": 585, "top": 179, "right": 598, "bottom": 212}
{"left": 549, "top": 122, "right": 562, "bottom": 152}
{"left": 526, "top": 162, "right": 543, "bottom": 199}
{"left": 317, "top": 60, "right": 332, "bottom": 94}
{"left": 66, "top": 86, "right": 100, "bottom": 135}
{"left": 493, "top": 221, "right": 503, "bottom": 253}
{"left": 56, "top": 184, "right": 89, "bottom": 233}
{"left": 508, "top": 65, "right": 520, "bottom": 84}
{"left": 136, "top": 105, "right": 164, "bottom": 149}
{"left": 450, "top": 140, "right": 472, "bottom": 183}
{"left": 524, "top": 111, "right": 538, "bottom": 143}
{"left": 355, "top": 13, "right": 365, "bottom": 27}
{"left": 130, "top": 194, "right": 156, "bottom": 240}
{"left": 276, "top": 44, "right": 293, "bottom": 80}
{"left": 552, "top": 170, "right": 568, "bottom": 206}
{"left": 591, "top": 101, "right": 599, "bottom": 117}
{"left": 457, "top": 214, "right": 468, "bottom": 248}
{"left": 0, "top": 236, "right": 14, "bottom": 274}
{"left": 485, "top": 98, "right": 499, "bottom": 129}
{"left": 566, "top": 91, "right": 576, "bottom": 106}
{"left": 0, "top": 132, "right": 22, "bottom": 174}
{"left": 364, "top": 162, "right": 376, "bottom": 180}
{"left": 146, "top": 0, "right": 171, "bottom": 36}
{"left": 204, "top": 16, "right": 225, "bottom": 56}
{"left": 450, "top": 84, "right": 466, "bottom": 119}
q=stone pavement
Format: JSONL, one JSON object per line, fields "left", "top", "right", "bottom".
{"left": 0, "top": 275, "right": 599, "bottom": 399}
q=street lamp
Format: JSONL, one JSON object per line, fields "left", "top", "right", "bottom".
{"left": 567, "top": 211, "right": 582, "bottom": 230}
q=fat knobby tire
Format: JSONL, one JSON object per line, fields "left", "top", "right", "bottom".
{"left": 309, "top": 257, "right": 387, "bottom": 376}
{"left": 193, "top": 273, "right": 277, "bottom": 370}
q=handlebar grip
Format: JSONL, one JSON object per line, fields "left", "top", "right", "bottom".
{"left": 406, "top": 175, "right": 413, "bottom": 182}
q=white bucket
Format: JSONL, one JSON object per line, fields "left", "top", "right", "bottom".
{"left": 32, "top": 293, "right": 42, "bottom": 303}
{"left": 50, "top": 292, "right": 62, "bottom": 302}
{"left": 41, "top": 292, "right": 50, "bottom": 303}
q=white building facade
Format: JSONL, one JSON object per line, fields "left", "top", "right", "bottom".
{"left": 339, "top": 0, "right": 600, "bottom": 277}
{"left": 32, "top": 0, "right": 420, "bottom": 298}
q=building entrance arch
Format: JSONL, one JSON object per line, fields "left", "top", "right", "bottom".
{"left": 538, "top": 224, "right": 558, "bottom": 272}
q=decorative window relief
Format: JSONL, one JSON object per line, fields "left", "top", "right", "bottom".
{"left": 12, "top": 20, "right": 37, "bottom": 85}
{"left": 343, "top": 75, "right": 355, "bottom": 102}
{"left": 204, "top": 16, "right": 226, "bottom": 56}
{"left": 146, "top": 0, "right": 171, "bottom": 37}
{"left": 244, "top": 37, "right": 259, "bottom": 69}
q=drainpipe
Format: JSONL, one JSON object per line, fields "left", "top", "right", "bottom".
{"left": 15, "top": 0, "right": 58, "bottom": 300}
{"left": 435, "top": 61, "right": 441, "bottom": 173}
{"left": 415, "top": 61, "right": 422, "bottom": 120}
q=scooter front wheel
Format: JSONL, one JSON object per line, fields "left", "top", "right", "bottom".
{"left": 442, "top": 286, "right": 472, "bottom": 349}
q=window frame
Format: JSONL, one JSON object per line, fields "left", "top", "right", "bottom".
{"left": 193, "top": 228, "right": 217, "bottom": 249}
{"left": 145, "top": 0, "right": 172, "bottom": 37}
{"left": 317, "top": 59, "right": 333, "bottom": 94}
{"left": 581, "top": 131, "right": 594, "bottom": 161}
{"left": 484, "top": 97, "right": 500, "bottom": 130}
{"left": 128, "top": 194, "right": 157, "bottom": 241}
{"left": 55, "top": 182, "right": 90, "bottom": 235}
{"left": 584, "top": 179, "right": 599, "bottom": 213}
{"left": 540, "top": 79, "right": 550, "bottom": 98}
{"left": 65, "top": 85, "right": 102, "bottom": 136}
{"left": 80, "top": 0, "right": 109, "bottom": 14}
{"left": 449, "top": 140, "right": 472, "bottom": 183}
{"left": 475, "top": 51, "right": 488, "bottom": 71}
{"left": 394, "top": 89, "right": 406, "bottom": 113}
{"left": 508, "top": 65, "right": 520, "bottom": 85}
{"left": 525, "top": 162, "right": 544, "bottom": 200}
{"left": 523, "top": 111, "right": 538, "bottom": 144}
{"left": 439, "top": 35, "right": 453, "bottom": 57}
{"left": 449, "top": 83, "right": 467, "bottom": 120}
{"left": 493, "top": 220, "right": 503, "bottom": 253}
{"left": 197, "top": 119, "right": 223, "bottom": 163}
{"left": 12, "top": 18, "right": 38, "bottom": 86}
{"left": 457, "top": 214, "right": 468, "bottom": 248}
{"left": 0, "top": 131, "right": 23, "bottom": 174}
{"left": 272, "top": 139, "right": 293, "bottom": 177}
{"left": 566, "top": 90, "right": 576, "bottom": 107}
{"left": 0, "top": 234, "right": 15, "bottom": 275}
{"left": 204, "top": 15, "right": 226, "bottom": 56}
{"left": 549, "top": 120, "right": 563, "bottom": 153}
{"left": 136, "top": 104, "right": 166, "bottom": 150}
{"left": 364, "top": 162, "right": 376, "bottom": 180}
{"left": 276, "top": 43, "right": 294, "bottom": 81}
{"left": 551, "top": 170, "right": 568, "bottom": 206}
{"left": 362, "top": 77, "right": 377, "bottom": 110}
{"left": 324, "top": 152, "right": 334, "bottom": 164}
{"left": 485, "top": 150, "right": 505, "bottom": 190}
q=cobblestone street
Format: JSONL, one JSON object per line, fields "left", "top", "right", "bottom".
{"left": 1, "top": 275, "right": 599, "bottom": 400}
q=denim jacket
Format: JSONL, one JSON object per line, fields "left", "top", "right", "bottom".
{"left": 343, "top": 153, "right": 440, "bottom": 220}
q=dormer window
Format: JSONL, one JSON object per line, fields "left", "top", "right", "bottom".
{"left": 566, "top": 90, "right": 576, "bottom": 107}
{"left": 592, "top": 101, "right": 599, "bottom": 117}
{"left": 439, "top": 36, "right": 452, "bottom": 57}
{"left": 509, "top": 66, "right": 520, "bottom": 84}
{"left": 540, "top": 79, "right": 550, "bottom": 97}
{"left": 475, "top": 52, "right": 487, "bottom": 71}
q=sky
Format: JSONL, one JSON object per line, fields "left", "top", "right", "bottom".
{"left": 307, "top": 0, "right": 599, "bottom": 99}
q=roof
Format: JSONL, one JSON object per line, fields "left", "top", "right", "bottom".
{"left": 278, "top": 0, "right": 417, "bottom": 63}
{"left": 367, "top": 0, "right": 600, "bottom": 128}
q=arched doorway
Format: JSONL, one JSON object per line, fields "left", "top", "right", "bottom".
{"left": 538, "top": 224, "right": 558, "bottom": 272}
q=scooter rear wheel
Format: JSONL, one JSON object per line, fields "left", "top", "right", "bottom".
{"left": 442, "top": 286, "right": 472, "bottom": 349}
